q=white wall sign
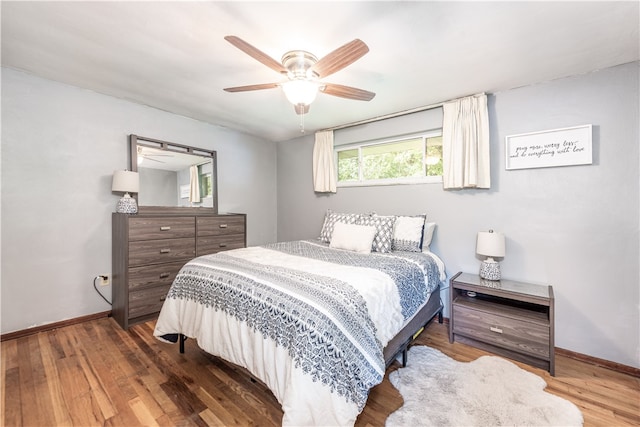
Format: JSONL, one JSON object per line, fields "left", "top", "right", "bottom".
{"left": 505, "top": 124, "right": 592, "bottom": 170}
{"left": 180, "top": 184, "right": 190, "bottom": 198}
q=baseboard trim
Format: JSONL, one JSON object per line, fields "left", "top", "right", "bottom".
{"left": 556, "top": 347, "right": 640, "bottom": 378}
{"left": 1, "top": 311, "right": 112, "bottom": 342}
{"left": 440, "top": 316, "right": 639, "bottom": 377}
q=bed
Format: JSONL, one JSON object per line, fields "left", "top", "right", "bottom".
{"left": 154, "top": 238, "right": 445, "bottom": 426}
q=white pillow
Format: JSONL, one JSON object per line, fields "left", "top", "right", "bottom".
{"left": 392, "top": 215, "right": 426, "bottom": 252}
{"left": 329, "top": 222, "right": 377, "bottom": 254}
{"left": 422, "top": 222, "right": 437, "bottom": 251}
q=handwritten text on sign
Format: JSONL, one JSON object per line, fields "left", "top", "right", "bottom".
{"left": 505, "top": 124, "right": 592, "bottom": 170}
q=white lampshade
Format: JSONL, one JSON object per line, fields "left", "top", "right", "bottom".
{"left": 476, "top": 230, "right": 505, "bottom": 258}
{"left": 281, "top": 80, "right": 319, "bottom": 106}
{"left": 112, "top": 170, "right": 139, "bottom": 194}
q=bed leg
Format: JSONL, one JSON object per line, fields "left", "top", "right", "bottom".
{"left": 402, "top": 348, "right": 408, "bottom": 367}
{"left": 438, "top": 310, "right": 443, "bottom": 324}
{"left": 179, "top": 334, "right": 186, "bottom": 354}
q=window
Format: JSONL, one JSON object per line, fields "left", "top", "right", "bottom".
{"left": 198, "top": 165, "right": 213, "bottom": 198}
{"left": 336, "top": 131, "right": 443, "bottom": 186}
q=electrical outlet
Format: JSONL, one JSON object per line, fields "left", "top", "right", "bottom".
{"left": 100, "top": 275, "right": 110, "bottom": 286}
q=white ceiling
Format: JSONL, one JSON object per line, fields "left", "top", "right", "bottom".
{"left": 2, "top": 1, "right": 638, "bottom": 142}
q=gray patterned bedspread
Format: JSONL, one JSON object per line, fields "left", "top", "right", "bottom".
{"left": 155, "top": 240, "right": 443, "bottom": 425}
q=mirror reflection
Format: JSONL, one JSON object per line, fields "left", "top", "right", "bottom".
{"left": 130, "top": 136, "right": 217, "bottom": 210}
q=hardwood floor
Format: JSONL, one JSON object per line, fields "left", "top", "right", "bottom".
{"left": 2, "top": 316, "right": 638, "bottom": 426}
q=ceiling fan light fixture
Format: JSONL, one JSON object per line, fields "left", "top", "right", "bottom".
{"left": 282, "top": 80, "right": 319, "bottom": 106}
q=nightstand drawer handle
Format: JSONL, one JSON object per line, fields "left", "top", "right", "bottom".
{"left": 219, "top": 243, "right": 228, "bottom": 248}
{"left": 490, "top": 326, "right": 503, "bottom": 334}
{"left": 219, "top": 224, "right": 228, "bottom": 228}
{"left": 160, "top": 226, "right": 171, "bottom": 231}
{"left": 160, "top": 296, "right": 166, "bottom": 301}
{"left": 159, "top": 272, "right": 170, "bottom": 279}
{"left": 160, "top": 248, "right": 171, "bottom": 254}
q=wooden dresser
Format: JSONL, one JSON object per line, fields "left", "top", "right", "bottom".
{"left": 112, "top": 211, "right": 246, "bottom": 329}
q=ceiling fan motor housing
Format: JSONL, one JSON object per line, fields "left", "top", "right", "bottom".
{"left": 282, "top": 51, "right": 319, "bottom": 80}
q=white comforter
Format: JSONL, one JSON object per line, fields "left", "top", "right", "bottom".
{"left": 154, "top": 240, "right": 443, "bottom": 426}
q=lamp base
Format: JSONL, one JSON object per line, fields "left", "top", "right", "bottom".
{"left": 479, "top": 259, "right": 501, "bottom": 281}
{"left": 116, "top": 193, "right": 138, "bottom": 214}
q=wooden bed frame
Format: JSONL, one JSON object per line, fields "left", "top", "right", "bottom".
{"left": 179, "top": 286, "right": 444, "bottom": 370}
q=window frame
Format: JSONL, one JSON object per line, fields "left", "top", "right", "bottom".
{"left": 335, "top": 129, "right": 443, "bottom": 187}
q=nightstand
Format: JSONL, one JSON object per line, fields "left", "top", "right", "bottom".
{"left": 449, "top": 272, "right": 555, "bottom": 375}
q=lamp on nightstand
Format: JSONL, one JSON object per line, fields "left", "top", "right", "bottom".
{"left": 112, "top": 170, "right": 139, "bottom": 214}
{"left": 476, "top": 230, "right": 505, "bottom": 280}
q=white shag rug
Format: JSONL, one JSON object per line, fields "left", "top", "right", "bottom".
{"left": 386, "top": 346, "right": 583, "bottom": 427}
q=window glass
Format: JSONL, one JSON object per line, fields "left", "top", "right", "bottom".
{"left": 336, "top": 131, "right": 442, "bottom": 186}
{"left": 426, "top": 136, "right": 443, "bottom": 177}
{"left": 362, "top": 138, "right": 423, "bottom": 180}
{"left": 337, "top": 149, "right": 359, "bottom": 181}
{"left": 198, "top": 166, "right": 213, "bottom": 198}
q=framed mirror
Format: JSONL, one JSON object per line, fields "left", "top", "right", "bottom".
{"left": 130, "top": 135, "right": 218, "bottom": 213}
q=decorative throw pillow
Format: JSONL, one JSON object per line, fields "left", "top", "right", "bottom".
{"left": 318, "top": 210, "right": 362, "bottom": 243}
{"left": 392, "top": 215, "right": 426, "bottom": 252}
{"left": 358, "top": 214, "right": 397, "bottom": 253}
{"left": 422, "top": 222, "right": 437, "bottom": 251}
{"left": 329, "top": 222, "right": 376, "bottom": 254}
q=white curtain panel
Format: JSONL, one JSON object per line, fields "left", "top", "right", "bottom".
{"left": 189, "top": 165, "right": 201, "bottom": 203}
{"left": 313, "top": 130, "right": 337, "bottom": 193}
{"left": 442, "top": 94, "right": 491, "bottom": 189}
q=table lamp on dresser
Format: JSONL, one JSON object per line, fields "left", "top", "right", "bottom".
{"left": 112, "top": 170, "right": 139, "bottom": 214}
{"left": 476, "top": 229, "right": 505, "bottom": 280}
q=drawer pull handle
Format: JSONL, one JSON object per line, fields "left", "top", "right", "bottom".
{"left": 490, "top": 326, "right": 503, "bottom": 334}
{"left": 160, "top": 248, "right": 171, "bottom": 254}
{"left": 160, "top": 296, "right": 166, "bottom": 301}
{"left": 219, "top": 243, "right": 228, "bottom": 248}
{"left": 159, "top": 272, "right": 170, "bottom": 279}
{"left": 219, "top": 224, "right": 228, "bottom": 228}
{"left": 160, "top": 226, "right": 171, "bottom": 231}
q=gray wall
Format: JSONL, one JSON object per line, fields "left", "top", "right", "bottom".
{"left": 1, "top": 68, "right": 278, "bottom": 334}
{"left": 277, "top": 62, "right": 639, "bottom": 368}
{"left": 2, "top": 62, "right": 637, "bottom": 369}
{"left": 138, "top": 167, "right": 178, "bottom": 206}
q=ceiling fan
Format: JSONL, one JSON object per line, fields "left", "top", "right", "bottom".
{"left": 223, "top": 36, "right": 376, "bottom": 115}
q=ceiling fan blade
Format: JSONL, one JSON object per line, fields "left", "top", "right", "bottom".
{"left": 224, "top": 83, "right": 280, "bottom": 92}
{"left": 224, "top": 36, "right": 287, "bottom": 74}
{"left": 312, "top": 39, "right": 369, "bottom": 78}
{"left": 321, "top": 83, "right": 375, "bottom": 101}
{"left": 294, "top": 104, "right": 310, "bottom": 115}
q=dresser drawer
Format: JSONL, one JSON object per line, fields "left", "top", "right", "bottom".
{"left": 129, "top": 237, "right": 195, "bottom": 267}
{"left": 128, "top": 261, "right": 186, "bottom": 291}
{"left": 197, "top": 235, "right": 245, "bottom": 255}
{"left": 197, "top": 216, "right": 245, "bottom": 237}
{"left": 129, "top": 217, "right": 195, "bottom": 241}
{"left": 453, "top": 304, "right": 550, "bottom": 359}
{"left": 129, "top": 284, "right": 171, "bottom": 319}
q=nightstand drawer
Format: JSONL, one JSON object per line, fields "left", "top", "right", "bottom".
{"left": 128, "top": 261, "right": 186, "bottom": 291}
{"left": 197, "top": 235, "right": 245, "bottom": 255}
{"left": 453, "top": 304, "right": 550, "bottom": 359}
{"left": 129, "top": 284, "right": 172, "bottom": 319}
{"left": 129, "top": 238, "right": 195, "bottom": 267}
{"left": 197, "top": 216, "right": 245, "bottom": 237}
{"left": 129, "top": 217, "right": 195, "bottom": 241}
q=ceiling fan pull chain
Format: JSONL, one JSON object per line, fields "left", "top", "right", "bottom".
{"left": 299, "top": 108, "right": 305, "bottom": 133}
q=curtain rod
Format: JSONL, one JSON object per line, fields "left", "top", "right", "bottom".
{"left": 321, "top": 92, "right": 486, "bottom": 133}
